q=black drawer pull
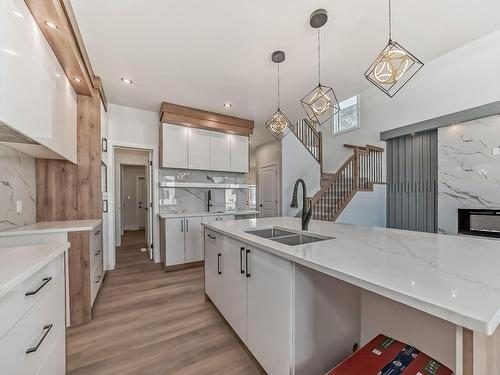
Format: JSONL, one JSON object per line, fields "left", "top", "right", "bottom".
{"left": 207, "top": 234, "right": 216, "bottom": 239}
{"left": 25, "top": 277, "right": 52, "bottom": 296}
{"left": 96, "top": 275, "right": 102, "bottom": 284}
{"left": 217, "top": 253, "right": 222, "bottom": 275}
{"left": 95, "top": 249, "right": 101, "bottom": 256}
{"left": 245, "top": 249, "right": 251, "bottom": 278}
{"left": 26, "top": 324, "right": 53, "bottom": 354}
{"left": 94, "top": 230, "right": 101, "bottom": 236}
{"left": 240, "top": 247, "right": 245, "bottom": 274}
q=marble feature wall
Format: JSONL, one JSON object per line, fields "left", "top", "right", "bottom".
{"left": 0, "top": 144, "right": 36, "bottom": 230}
{"left": 159, "top": 168, "right": 248, "bottom": 213}
{"left": 438, "top": 115, "right": 500, "bottom": 234}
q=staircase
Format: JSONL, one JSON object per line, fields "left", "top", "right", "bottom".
{"left": 289, "top": 119, "right": 384, "bottom": 222}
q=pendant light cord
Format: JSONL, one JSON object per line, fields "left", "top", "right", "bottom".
{"left": 277, "top": 62, "right": 281, "bottom": 109}
{"left": 388, "top": 0, "right": 392, "bottom": 42}
{"left": 317, "top": 29, "right": 321, "bottom": 84}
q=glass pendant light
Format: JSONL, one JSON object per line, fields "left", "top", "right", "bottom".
{"left": 301, "top": 9, "right": 340, "bottom": 126}
{"left": 365, "top": 0, "right": 423, "bottom": 97}
{"left": 266, "top": 51, "right": 291, "bottom": 141}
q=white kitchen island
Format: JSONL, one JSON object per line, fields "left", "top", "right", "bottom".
{"left": 202, "top": 217, "right": 500, "bottom": 375}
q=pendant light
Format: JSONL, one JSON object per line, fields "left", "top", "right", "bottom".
{"left": 300, "top": 9, "right": 340, "bottom": 126}
{"left": 266, "top": 50, "right": 291, "bottom": 141}
{"left": 365, "top": 0, "right": 423, "bottom": 97}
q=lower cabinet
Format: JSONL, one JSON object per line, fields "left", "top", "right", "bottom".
{"left": 204, "top": 230, "right": 292, "bottom": 375}
{"left": 162, "top": 216, "right": 203, "bottom": 270}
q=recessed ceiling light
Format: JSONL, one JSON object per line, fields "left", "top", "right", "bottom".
{"left": 55, "top": 73, "right": 62, "bottom": 78}
{"left": 223, "top": 103, "right": 232, "bottom": 108}
{"left": 44, "top": 21, "right": 59, "bottom": 30}
{"left": 13, "top": 11, "right": 24, "bottom": 18}
{"left": 121, "top": 77, "right": 133, "bottom": 84}
{"left": 73, "top": 77, "right": 82, "bottom": 83}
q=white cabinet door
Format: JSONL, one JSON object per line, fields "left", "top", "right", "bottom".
{"left": 247, "top": 247, "right": 292, "bottom": 375}
{"left": 187, "top": 128, "right": 210, "bottom": 170}
{"left": 184, "top": 217, "right": 203, "bottom": 263}
{"left": 162, "top": 124, "right": 188, "bottom": 168}
{"left": 220, "top": 236, "right": 247, "bottom": 343}
{"left": 165, "top": 218, "right": 185, "bottom": 266}
{"left": 204, "top": 230, "right": 224, "bottom": 309}
{"left": 210, "top": 132, "right": 231, "bottom": 171}
{"left": 230, "top": 135, "right": 249, "bottom": 172}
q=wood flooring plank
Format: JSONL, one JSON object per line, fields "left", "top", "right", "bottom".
{"left": 67, "top": 230, "right": 261, "bottom": 374}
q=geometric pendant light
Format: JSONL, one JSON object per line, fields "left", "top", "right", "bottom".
{"left": 365, "top": 0, "right": 423, "bottom": 97}
{"left": 301, "top": 9, "right": 340, "bottom": 126}
{"left": 266, "top": 50, "right": 292, "bottom": 141}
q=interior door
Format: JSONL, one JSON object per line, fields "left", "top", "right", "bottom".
{"left": 259, "top": 164, "right": 279, "bottom": 217}
{"left": 137, "top": 176, "right": 147, "bottom": 229}
{"left": 184, "top": 216, "right": 203, "bottom": 263}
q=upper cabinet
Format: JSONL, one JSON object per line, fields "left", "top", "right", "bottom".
{"left": 188, "top": 127, "right": 211, "bottom": 170}
{"left": 161, "top": 123, "right": 188, "bottom": 168}
{"left": 230, "top": 134, "right": 249, "bottom": 173}
{"left": 0, "top": 0, "right": 77, "bottom": 162}
{"left": 210, "top": 132, "right": 231, "bottom": 171}
{"left": 161, "top": 123, "right": 249, "bottom": 173}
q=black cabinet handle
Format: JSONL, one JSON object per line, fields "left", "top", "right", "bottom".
{"left": 181, "top": 219, "right": 184, "bottom": 232}
{"left": 94, "top": 230, "right": 101, "bottom": 236}
{"left": 25, "top": 277, "right": 52, "bottom": 296}
{"left": 26, "top": 324, "right": 53, "bottom": 354}
{"left": 95, "top": 249, "right": 101, "bottom": 256}
{"left": 240, "top": 247, "right": 245, "bottom": 274}
{"left": 186, "top": 219, "right": 189, "bottom": 232}
{"left": 217, "top": 253, "right": 222, "bottom": 275}
{"left": 207, "top": 234, "right": 216, "bottom": 240}
{"left": 96, "top": 275, "right": 102, "bottom": 284}
{"left": 245, "top": 249, "right": 251, "bottom": 278}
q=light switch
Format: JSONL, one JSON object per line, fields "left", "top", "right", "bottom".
{"left": 16, "top": 200, "right": 22, "bottom": 214}
{"left": 492, "top": 146, "right": 500, "bottom": 156}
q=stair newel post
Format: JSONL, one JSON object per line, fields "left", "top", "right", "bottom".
{"left": 353, "top": 148, "right": 360, "bottom": 190}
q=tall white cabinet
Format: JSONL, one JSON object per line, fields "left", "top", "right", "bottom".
{"left": 160, "top": 123, "right": 249, "bottom": 172}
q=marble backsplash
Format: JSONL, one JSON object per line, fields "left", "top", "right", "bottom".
{"left": 0, "top": 144, "right": 36, "bottom": 230}
{"left": 159, "top": 168, "right": 249, "bottom": 213}
{"left": 438, "top": 115, "right": 500, "bottom": 234}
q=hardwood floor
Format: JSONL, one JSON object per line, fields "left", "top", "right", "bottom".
{"left": 67, "top": 230, "right": 262, "bottom": 374}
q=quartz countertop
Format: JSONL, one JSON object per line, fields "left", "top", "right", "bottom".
{"left": 158, "top": 210, "right": 258, "bottom": 219}
{"left": 0, "top": 243, "right": 69, "bottom": 299}
{"left": 0, "top": 219, "right": 102, "bottom": 237}
{"left": 202, "top": 216, "right": 500, "bottom": 335}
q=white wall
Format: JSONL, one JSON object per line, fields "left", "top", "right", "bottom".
{"left": 254, "top": 140, "right": 282, "bottom": 216}
{"left": 107, "top": 103, "right": 160, "bottom": 267}
{"left": 281, "top": 133, "right": 321, "bottom": 217}
{"left": 336, "top": 184, "right": 387, "bottom": 228}
{"left": 322, "top": 29, "right": 500, "bottom": 175}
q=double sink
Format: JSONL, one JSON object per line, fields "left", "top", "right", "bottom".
{"left": 245, "top": 227, "right": 334, "bottom": 246}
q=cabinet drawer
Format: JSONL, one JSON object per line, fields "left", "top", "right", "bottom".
{"left": 90, "top": 258, "right": 104, "bottom": 306}
{"left": 35, "top": 329, "right": 65, "bottom": 375}
{"left": 0, "top": 267, "right": 65, "bottom": 375}
{"left": 90, "top": 225, "right": 103, "bottom": 272}
{"left": 0, "top": 255, "right": 63, "bottom": 339}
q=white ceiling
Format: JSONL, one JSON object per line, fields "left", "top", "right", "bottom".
{"left": 71, "top": 0, "right": 500, "bottom": 146}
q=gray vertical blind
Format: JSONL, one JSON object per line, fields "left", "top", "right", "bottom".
{"left": 386, "top": 130, "right": 438, "bottom": 233}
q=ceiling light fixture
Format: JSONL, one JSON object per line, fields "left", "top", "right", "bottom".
{"left": 121, "top": 77, "right": 133, "bottom": 84}
{"left": 364, "top": 0, "right": 423, "bottom": 97}
{"left": 73, "top": 77, "right": 82, "bottom": 83}
{"left": 13, "top": 11, "right": 24, "bottom": 18}
{"left": 55, "top": 73, "right": 61, "bottom": 78}
{"left": 1, "top": 48, "right": 18, "bottom": 56}
{"left": 223, "top": 103, "right": 232, "bottom": 108}
{"left": 266, "top": 51, "right": 291, "bottom": 141}
{"left": 44, "top": 21, "right": 59, "bottom": 30}
{"left": 300, "top": 9, "right": 340, "bottom": 126}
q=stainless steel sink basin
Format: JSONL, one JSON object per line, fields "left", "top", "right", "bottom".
{"left": 244, "top": 228, "right": 296, "bottom": 239}
{"left": 244, "top": 227, "right": 334, "bottom": 246}
{"left": 270, "top": 234, "right": 328, "bottom": 246}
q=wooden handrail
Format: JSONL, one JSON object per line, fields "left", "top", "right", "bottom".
{"left": 290, "top": 119, "right": 321, "bottom": 163}
{"left": 310, "top": 145, "right": 384, "bottom": 222}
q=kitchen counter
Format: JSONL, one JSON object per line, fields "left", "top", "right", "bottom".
{"left": 0, "top": 242, "right": 69, "bottom": 299}
{"left": 158, "top": 210, "right": 258, "bottom": 219}
{"left": 203, "top": 216, "right": 500, "bottom": 335}
{"left": 0, "top": 219, "right": 102, "bottom": 237}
